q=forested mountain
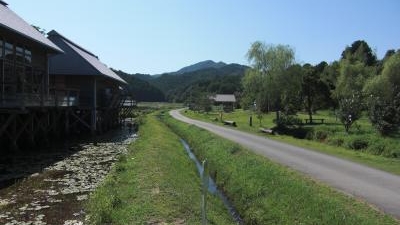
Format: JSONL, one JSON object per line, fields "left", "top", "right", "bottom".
{"left": 112, "top": 69, "right": 165, "bottom": 102}
{"left": 114, "top": 62, "right": 248, "bottom": 102}
{"left": 150, "top": 63, "right": 248, "bottom": 102}
{"left": 174, "top": 60, "right": 227, "bottom": 74}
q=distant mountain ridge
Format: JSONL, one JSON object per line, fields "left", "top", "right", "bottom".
{"left": 117, "top": 60, "right": 249, "bottom": 102}
{"left": 175, "top": 60, "right": 227, "bottom": 74}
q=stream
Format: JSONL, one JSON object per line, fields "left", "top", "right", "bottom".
{"left": 180, "top": 139, "right": 243, "bottom": 224}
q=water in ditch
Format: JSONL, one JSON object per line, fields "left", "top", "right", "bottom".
{"left": 180, "top": 139, "right": 243, "bottom": 224}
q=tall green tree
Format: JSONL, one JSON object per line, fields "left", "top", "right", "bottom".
{"left": 243, "top": 41, "right": 297, "bottom": 120}
{"left": 333, "top": 40, "right": 378, "bottom": 132}
{"left": 241, "top": 69, "right": 264, "bottom": 110}
{"left": 301, "top": 62, "right": 329, "bottom": 123}
{"left": 376, "top": 49, "right": 398, "bottom": 74}
{"left": 364, "top": 52, "right": 400, "bottom": 135}
{"left": 320, "top": 61, "right": 340, "bottom": 109}
{"left": 334, "top": 60, "right": 375, "bottom": 132}
{"left": 282, "top": 64, "right": 303, "bottom": 115}
{"left": 341, "top": 40, "right": 377, "bottom": 66}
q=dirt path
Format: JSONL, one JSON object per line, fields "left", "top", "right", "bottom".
{"left": 0, "top": 129, "right": 136, "bottom": 225}
{"left": 170, "top": 109, "right": 400, "bottom": 219}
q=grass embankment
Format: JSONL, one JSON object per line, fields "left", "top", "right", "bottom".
{"left": 87, "top": 113, "right": 234, "bottom": 224}
{"left": 184, "top": 110, "right": 400, "bottom": 175}
{"left": 162, "top": 114, "right": 399, "bottom": 225}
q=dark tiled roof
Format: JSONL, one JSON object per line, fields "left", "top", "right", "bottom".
{"left": 0, "top": 3, "right": 62, "bottom": 53}
{"left": 48, "top": 30, "right": 126, "bottom": 84}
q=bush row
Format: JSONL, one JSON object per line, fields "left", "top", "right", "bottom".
{"left": 306, "top": 126, "right": 400, "bottom": 158}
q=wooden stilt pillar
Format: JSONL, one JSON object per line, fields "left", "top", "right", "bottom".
{"left": 11, "top": 113, "right": 18, "bottom": 151}
{"left": 65, "top": 108, "right": 70, "bottom": 136}
{"left": 29, "top": 114, "right": 35, "bottom": 146}
{"left": 91, "top": 78, "right": 97, "bottom": 145}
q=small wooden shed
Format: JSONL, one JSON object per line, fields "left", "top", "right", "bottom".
{"left": 211, "top": 94, "right": 236, "bottom": 112}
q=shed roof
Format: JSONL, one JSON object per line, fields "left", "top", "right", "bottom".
{"left": 48, "top": 30, "right": 126, "bottom": 84}
{"left": 213, "top": 94, "right": 236, "bottom": 103}
{"left": 0, "top": 2, "right": 62, "bottom": 53}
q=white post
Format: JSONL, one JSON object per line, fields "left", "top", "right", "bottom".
{"left": 202, "top": 160, "right": 208, "bottom": 225}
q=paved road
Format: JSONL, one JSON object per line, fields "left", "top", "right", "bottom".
{"left": 170, "top": 109, "right": 400, "bottom": 219}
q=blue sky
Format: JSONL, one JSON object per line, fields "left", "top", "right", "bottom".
{"left": 8, "top": 0, "right": 400, "bottom": 74}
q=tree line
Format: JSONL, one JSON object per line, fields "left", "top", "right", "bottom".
{"left": 241, "top": 40, "right": 400, "bottom": 136}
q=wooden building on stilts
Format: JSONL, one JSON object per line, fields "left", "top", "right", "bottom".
{"left": 0, "top": 0, "right": 63, "bottom": 151}
{"left": 47, "top": 30, "right": 133, "bottom": 137}
{"left": 0, "top": 1, "right": 135, "bottom": 152}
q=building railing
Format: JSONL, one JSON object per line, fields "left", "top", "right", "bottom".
{"left": 0, "top": 88, "right": 80, "bottom": 108}
{"left": 52, "top": 88, "right": 80, "bottom": 107}
{"left": 0, "top": 87, "right": 136, "bottom": 109}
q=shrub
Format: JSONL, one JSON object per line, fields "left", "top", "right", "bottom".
{"left": 388, "top": 149, "right": 400, "bottom": 158}
{"left": 273, "top": 114, "right": 307, "bottom": 138}
{"left": 368, "top": 98, "right": 400, "bottom": 136}
{"left": 366, "top": 141, "right": 387, "bottom": 155}
{"left": 305, "top": 126, "right": 334, "bottom": 142}
{"left": 273, "top": 126, "right": 310, "bottom": 139}
{"left": 381, "top": 145, "right": 400, "bottom": 158}
{"left": 327, "top": 138, "right": 344, "bottom": 147}
{"left": 347, "top": 138, "right": 369, "bottom": 150}
{"left": 314, "top": 130, "right": 330, "bottom": 141}
{"left": 274, "top": 114, "right": 302, "bottom": 128}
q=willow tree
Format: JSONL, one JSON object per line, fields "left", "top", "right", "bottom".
{"left": 242, "top": 41, "right": 297, "bottom": 120}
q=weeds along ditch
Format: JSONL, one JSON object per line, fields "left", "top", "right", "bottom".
{"left": 161, "top": 113, "right": 399, "bottom": 225}
{"left": 180, "top": 139, "right": 243, "bottom": 224}
{"left": 87, "top": 113, "right": 235, "bottom": 224}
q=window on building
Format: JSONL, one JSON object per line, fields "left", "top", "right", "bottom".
{"left": 4, "top": 61, "right": 16, "bottom": 95}
{"left": 25, "top": 48, "right": 32, "bottom": 64}
{"left": 0, "top": 58, "right": 3, "bottom": 96}
{"left": 16, "top": 46, "right": 24, "bottom": 63}
{"left": 33, "top": 68, "right": 45, "bottom": 95}
{"left": 0, "top": 40, "right": 3, "bottom": 96}
{"left": 0, "top": 40, "right": 3, "bottom": 58}
{"left": 16, "top": 64, "right": 24, "bottom": 93}
{"left": 4, "top": 42, "right": 13, "bottom": 61}
{"left": 25, "top": 66, "right": 33, "bottom": 93}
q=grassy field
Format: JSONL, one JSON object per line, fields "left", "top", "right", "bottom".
{"left": 183, "top": 109, "right": 400, "bottom": 175}
{"left": 86, "top": 113, "right": 234, "bottom": 224}
{"left": 162, "top": 113, "right": 400, "bottom": 224}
